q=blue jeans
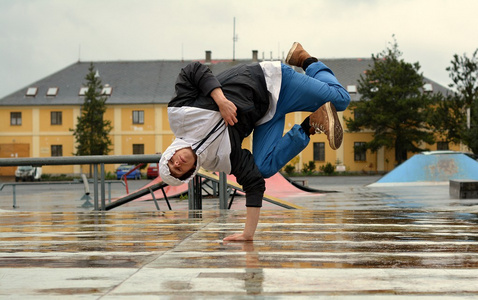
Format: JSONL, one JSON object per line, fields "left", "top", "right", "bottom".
{"left": 253, "top": 62, "right": 351, "bottom": 178}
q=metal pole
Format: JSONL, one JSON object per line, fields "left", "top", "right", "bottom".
{"left": 219, "top": 172, "right": 228, "bottom": 209}
{"left": 12, "top": 185, "right": 16, "bottom": 208}
{"left": 101, "top": 163, "right": 105, "bottom": 211}
{"left": 212, "top": 180, "right": 217, "bottom": 196}
{"left": 194, "top": 175, "right": 202, "bottom": 210}
{"left": 149, "top": 187, "right": 160, "bottom": 210}
{"left": 160, "top": 187, "right": 172, "bottom": 210}
{"left": 0, "top": 154, "right": 161, "bottom": 167}
{"left": 93, "top": 164, "right": 99, "bottom": 210}
{"left": 108, "top": 182, "right": 112, "bottom": 203}
{"left": 188, "top": 175, "right": 202, "bottom": 210}
{"left": 81, "top": 174, "right": 90, "bottom": 195}
{"left": 188, "top": 181, "right": 194, "bottom": 210}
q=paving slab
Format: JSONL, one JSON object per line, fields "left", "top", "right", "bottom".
{"left": 0, "top": 178, "right": 477, "bottom": 298}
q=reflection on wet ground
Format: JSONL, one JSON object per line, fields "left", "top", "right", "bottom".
{"left": 0, "top": 181, "right": 477, "bottom": 298}
{"left": 2, "top": 209, "right": 476, "bottom": 269}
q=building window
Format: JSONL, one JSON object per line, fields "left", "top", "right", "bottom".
{"left": 51, "top": 145, "right": 63, "bottom": 157}
{"left": 10, "top": 112, "right": 22, "bottom": 125}
{"left": 437, "top": 141, "right": 449, "bottom": 150}
{"left": 46, "top": 87, "right": 59, "bottom": 97}
{"left": 354, "top": 142, "right": 367, "bottom": 161}
{"left": 313, "top": 142, "right": 325, "bottom": 161}
{"left": 133, "top": 144, "right": 144, "bottom": 155}
{"left": 26, "top": 87, "right": 38, "bottom": 97}
{"left": 132, "top": 110, "right": 144, "bottom": 124}
{"left": 51, "top": 111, "right": 62, "bottom": 125}
{"left": 102, "top": 85, "right": 112, "bottom": 96}
{"left": 423, "top": 83, "right": 433, "bottom": 93}
{"left": 79, "top": 87, "right": 89, "bottom": 96}
{"left": 347, "top": 85, "right": 357, "bottom": 94}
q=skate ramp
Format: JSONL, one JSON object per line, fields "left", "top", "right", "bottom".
{"left": 226, "top": 172, "right": 323, "bottom": 199}
{"left": 369, "top": 152, "right": 478, "bottom": 187}
{"left": 135, "top": 171, "right": 322, "bottom": 202}
{"left": 111, "top": 169, "right": 311, "bottom": 210}
{"left": 198, "top": 170, "right": 304, "bottom": 209}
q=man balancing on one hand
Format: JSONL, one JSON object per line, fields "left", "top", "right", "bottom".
{"left": 159, "top": 42, "right": 351, "bottom": 241}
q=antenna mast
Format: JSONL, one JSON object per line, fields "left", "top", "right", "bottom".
{"left": 233, "top": 17, "right": 237, "bottom": 61}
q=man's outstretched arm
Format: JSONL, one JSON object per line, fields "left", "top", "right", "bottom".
{"left": 225, "top": 120, "right": 266, "bottom": 242}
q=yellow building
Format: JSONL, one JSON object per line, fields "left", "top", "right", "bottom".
{"left": 0, "top": 52, "right": 455, "bottom": 176}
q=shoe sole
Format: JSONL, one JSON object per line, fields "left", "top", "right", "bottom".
{"left": 285, "top": 42, "right": 299, "bottom": 65}
{"left": 325, "top": 102, "right": 343, "bottom": 150}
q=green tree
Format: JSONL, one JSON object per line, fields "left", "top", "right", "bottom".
{"left": 427, "top": 93, "right": 466, "bottom": 145}
{"left": 465, "top": 98, "right": 478, "bottom": 153}
{"left": 445, "top": 49, "right": 478, "bottom": 154}
{"left": 72, "top": 63, "right": 113, "bottom": 156}
{"left": 345, "top": 37, "right": 435, "bottom": 165}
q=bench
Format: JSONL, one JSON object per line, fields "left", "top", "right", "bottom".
{"left": 449, "top": 180, "right": 478, "bottom": 199}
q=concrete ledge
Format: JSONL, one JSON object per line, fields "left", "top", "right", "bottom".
{"left": 449, "top": 179, "right": 478, "bottom": 199}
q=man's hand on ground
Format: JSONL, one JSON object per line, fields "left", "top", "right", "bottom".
{"left": 223, "top": 232, "right": 253, "bottom": 241}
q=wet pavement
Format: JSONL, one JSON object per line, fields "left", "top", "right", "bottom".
{"left": 0, "top": 176, "right": 478, "bottom": 299}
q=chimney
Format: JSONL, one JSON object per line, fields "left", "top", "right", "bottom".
{"left": 205, "top": 51, "right": 212, "bottom": 63}
{"left": 252, "top": 50, "right": 258, "bottom": 62}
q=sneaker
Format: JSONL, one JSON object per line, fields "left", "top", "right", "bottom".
{"left": 285, "top": 42, "right": 311, "bottom": 68}
{"left": 309, "top": 102, "right": 343, "bottom": 150}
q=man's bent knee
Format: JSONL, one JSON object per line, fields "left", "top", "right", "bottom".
{"left": 258, "top": 166, "right": 276, "bottom": 179}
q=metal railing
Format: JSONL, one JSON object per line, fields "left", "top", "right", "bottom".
{"left": 0, "top": 179, "right": 124, "bottom": 209}
{"left": 0, "top": 154, "right": 161, "bottom": 210}
{"left": 0, "top": 155, "right": 296, "bottom": 211}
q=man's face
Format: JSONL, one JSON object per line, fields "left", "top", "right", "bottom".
{"left": 168, "top": 147, "right": 197, "bottom": 179}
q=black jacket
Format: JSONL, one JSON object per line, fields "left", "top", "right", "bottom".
{"left": 168, "top": 61, "right": 270, "bottom": 207}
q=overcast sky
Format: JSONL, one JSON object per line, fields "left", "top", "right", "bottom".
{"left": 1, "top": 0, "right": 477, "bottom": 98}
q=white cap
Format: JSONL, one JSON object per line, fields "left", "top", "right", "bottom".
{"left": 159, "top": 138, "right": 200, "bottom": 186}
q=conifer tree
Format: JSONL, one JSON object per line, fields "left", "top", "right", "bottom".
{"left": 72, "top": 63, "right": 112, "bottom": 156}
